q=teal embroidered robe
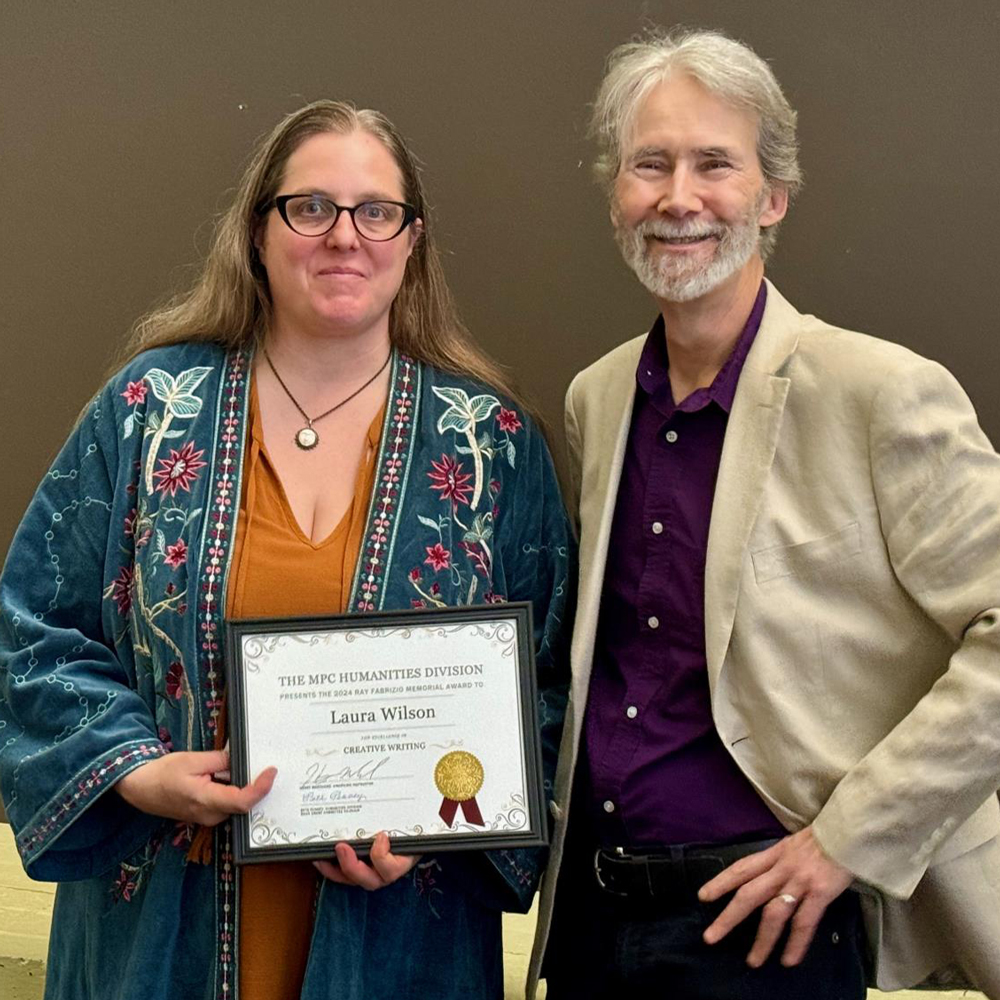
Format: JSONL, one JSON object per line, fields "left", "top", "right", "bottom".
{"left": 0, "top": 343, "right": 573, "bottom": 1000}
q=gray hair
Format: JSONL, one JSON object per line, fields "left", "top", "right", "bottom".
{"left": 591, "top": 28, "right": 802, "bottom": 260}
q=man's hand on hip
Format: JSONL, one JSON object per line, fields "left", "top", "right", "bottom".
{"left": 698, "top": 827, "right": 854, "bottom": 967}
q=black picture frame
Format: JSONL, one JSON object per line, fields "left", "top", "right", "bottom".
{"left": 224, "top": 602, "right": 546, "bottom": 864}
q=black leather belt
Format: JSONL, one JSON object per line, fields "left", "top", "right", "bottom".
{"left": 593, "top": 838, "right": 780, "bottom": 900}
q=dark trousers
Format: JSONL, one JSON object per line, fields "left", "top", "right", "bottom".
{"left": 544, "top": 839, "right": 868, "bottom": 1000}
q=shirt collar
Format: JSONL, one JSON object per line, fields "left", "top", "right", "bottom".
{"left": 636, "top": 280, "right": 767, "bottom": 416}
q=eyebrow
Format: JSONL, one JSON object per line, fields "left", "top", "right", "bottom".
{"left": 626, "top": 145, "right": 743, "bottom": 163}
{"left": 291, "top": 188, "right": 402, "bottom": 203}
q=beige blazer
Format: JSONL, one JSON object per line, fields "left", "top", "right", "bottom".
{"left": 528, "top": 282, "right": 1000, "bottom": 996}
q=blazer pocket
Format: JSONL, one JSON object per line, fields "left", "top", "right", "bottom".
{"left": 751, "top": 521, "right": 862, "bottom": 585}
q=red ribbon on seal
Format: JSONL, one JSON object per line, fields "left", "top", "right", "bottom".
{"left": 439, "top": 795, "right": 485, "bottom": 827}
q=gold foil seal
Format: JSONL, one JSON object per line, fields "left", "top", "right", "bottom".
{"left": 434, "top": 751, "right": 484, "bottom": 802}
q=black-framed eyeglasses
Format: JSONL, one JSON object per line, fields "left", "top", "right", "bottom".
{"left": 270, "top": 194, "right": 417, "bottom": 242}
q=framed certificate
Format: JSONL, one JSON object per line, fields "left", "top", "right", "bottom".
{"left": 224, "top": 603, "right": 546, "bottom": 864}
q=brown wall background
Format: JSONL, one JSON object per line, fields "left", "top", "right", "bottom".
{"left": 3, "top": 0, "right": 999, "bottom": 561}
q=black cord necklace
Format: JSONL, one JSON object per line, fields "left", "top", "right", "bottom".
{"left": 263, "top": 347, "right": 392, "bottom": 451}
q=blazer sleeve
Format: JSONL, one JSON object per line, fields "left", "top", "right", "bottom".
{"left": 811, "top": 357, "right": 1000, "bottom": 898}
{"left": 0, "top": 382, "right": 168, "bottom": 881}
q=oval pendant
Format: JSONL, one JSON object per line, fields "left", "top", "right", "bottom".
{"left": 295, "top": 426, "right": 319, "bottom": 450}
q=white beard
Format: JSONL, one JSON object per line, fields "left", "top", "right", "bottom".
{"left": 614, "top": 197, "right": 764, "bottom": 303}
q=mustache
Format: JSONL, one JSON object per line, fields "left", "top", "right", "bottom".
{"left": 632, "top": 219, "right": 727, "bottom": 241}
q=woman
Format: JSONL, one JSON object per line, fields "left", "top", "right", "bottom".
{"left": 0, "top": 101, "right": 572, "bottom": 1000}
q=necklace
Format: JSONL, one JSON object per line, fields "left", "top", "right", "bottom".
{"left": 263, "top": 347, "right": 392, "bottom": 451}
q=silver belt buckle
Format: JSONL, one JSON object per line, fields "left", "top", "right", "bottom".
{"left": 593, "top": 846, "right": 629, "bottom": 895}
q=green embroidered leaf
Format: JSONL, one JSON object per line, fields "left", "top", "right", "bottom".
{"left": 431, "top": 386, "right": 471, "bottom": 409}
{"left": 162, "top": 428, "right": 187, "bottom": 439}
{"left": 144, "top": 369, "right": 176, "bottom": 401}
{"left": 438, "top": 410, "right": 472, "bottom": 434}
{"left": 468, "top": 394, "right": 500, "bottom": 423}
{"left": 172, "top": 366, "right": 214, "bottom": 397}
{"left": 155, "top": 529, "right": 166, "bottom": 555}
{"left": 417, "top": 515, "right": 440, "bottom": 531}
{"left": 454, "top": 444, "right": 475, "bottom": 455}
{"left": 123, "top": 413, "right": 135, "bottom": 440}
{"left": 167, "top": 394, "right": 203, "bottom": 419}
{"left": 147, "top": 411, "right": 162, "bottom": 431}
{"left": 506, "top": 440, "right": 516, "bottom": 467}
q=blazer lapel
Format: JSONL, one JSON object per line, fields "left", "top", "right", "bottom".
{"left": 704, "top": 283, "right": 801, "bottom": 689}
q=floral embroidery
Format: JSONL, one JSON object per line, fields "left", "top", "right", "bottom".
{"left": 164, "top": 538, "right": 188, "bottom": 568}
{"left": 110, "top": 831, "right": 164, "bottom": 904}
{"left": 430, "top": 387, "right": 500, "bottom": 511}
{"left": 105, "top": 564, "right": 135, "bottom": 616}
{"left": 140, "top": 365, "right": 214, "bottom": 491}
{"left": 427, "top": 454, "right": 473, "bottom": 506}
{"left": 497, "top": 407, "right": 522, "bottom": 433}
{"left": 121, "top": 380, "right": 148, "bottom": 406}
{"left": 423, "top": 543, "right": 451, "bottom": 571}
{"left": 355, "top": 354, "right": 418, "bottom": 612}
{"left": 407, "top": 568, "right": 446, "bottom": 608}
{"left": 165, "top": 661, "right": 184, "bottom": 700}
{"left": 153, "top": 441, "right": 208, "bottom": 497}
{"left": 411, "top": 858, "right": 444, "bottom": 918}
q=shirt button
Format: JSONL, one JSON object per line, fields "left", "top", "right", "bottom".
{"left": 626, "top": 705, "right": 638, "bottom": 719}
{"left": 647, "top": 616, "right": 659, "bottom": 629}
{"left": 603, "top": 800, "right": 615, "bottom": 813}
{"left": 665, "top": 430, "right": 678, "bottom": 443}
{"left": 651, "top": 521, "right": 664, "bottom": 535}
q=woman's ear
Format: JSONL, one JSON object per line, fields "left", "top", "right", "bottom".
{"left": 408, "top": 218, "right": 424, "bottom": 257}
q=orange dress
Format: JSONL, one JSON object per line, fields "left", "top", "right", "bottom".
{"left": 226, "top": 381, "right": 384, "bottom": 1000}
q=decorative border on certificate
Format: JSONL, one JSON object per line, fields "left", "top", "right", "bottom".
{"left": 224, "top": 603, "right": 546, "bottom": 863}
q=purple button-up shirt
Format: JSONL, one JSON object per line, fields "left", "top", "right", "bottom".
{"left": 582, "top": 281, "right": 785, "bottom": 847}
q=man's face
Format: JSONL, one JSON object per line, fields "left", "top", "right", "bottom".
{"left": 612, "top": 74, "right": 787, "bottom": 304}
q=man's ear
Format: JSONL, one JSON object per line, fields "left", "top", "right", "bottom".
{"left": 758, "top": 184, "right": 789, "bottom": 228}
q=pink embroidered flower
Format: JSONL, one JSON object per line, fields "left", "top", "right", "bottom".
{"left": 123, "top": 510, "right": 137, "bottom": 538}
{"left": 113, "top": 869, "right": 137, "bottom": 902}
{"left": 423, "top": 543, "right": 451, "bottom": 572}
{"left": 165, "top": 582, "right": 176, "bottom": 596}
{"left": 153, "top": 441, "right": 208, "bottom": 497}
{"left": 461, "top": 541, "right": 491, "bottom": 578}
{"left": 158, "top": 727, "right": 174, "bottom": 752}
{"left": 171, "top": 822, "right": 194, "bottom": 849}
{"left": 164, "top": 539, "right": 188, "bottom": 568}
{"left": 409, "top": 568, "right": 422, "bottom": 583}
{"left": 483, "top": 591, "right": 506, "bottom": 604}
{"left": 489, "top": 479, "right": 501, "bottom": 495}
{"left": 411, "top": 598, "right": 427, "bottom": 609}
{"left": 497, "top": 407, "right": 522, "bottom": 433}
{"left": 121, "top": 381, "right": 147, "bottom": 406}
{"left": 110, "top": 565, "right": 134, "bottom": 615}
{"left": 165, "top": 661, "right": 184, "bottom": 700}
{"left": 427, "top": 454, "right": 473, "bottom": 506}
{"left": 430, "top": 582, "right": 441, "bottom": 596}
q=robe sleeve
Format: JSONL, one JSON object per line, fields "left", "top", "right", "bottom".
{"left": 472, "top": 410, "right": 575, "bottom": 912}
{"left": 0, "top": 382, "right": 168, "bottom": 881}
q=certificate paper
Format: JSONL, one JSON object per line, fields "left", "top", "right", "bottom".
{"left": 225, "top": 604, "right": 546, "bottom": 863}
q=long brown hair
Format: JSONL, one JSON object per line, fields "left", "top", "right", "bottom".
{"left": 120, "top": 100, "right": 520, "bottom": 402}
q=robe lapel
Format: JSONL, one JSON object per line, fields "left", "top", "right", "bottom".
{"left": 704, "top": 286, "right": 801, "bottom": 690}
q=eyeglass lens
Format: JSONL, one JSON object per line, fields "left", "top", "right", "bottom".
{"left": 283, "top": 196, "right": 408, "bottom": 240}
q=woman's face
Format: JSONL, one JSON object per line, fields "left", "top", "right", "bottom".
{"left": 257, "top": 129, "right": 419, "bottom": 344}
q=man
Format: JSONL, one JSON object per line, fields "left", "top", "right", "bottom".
{"left": 529, "top": 27, "right": 1000, "bottom": 1000}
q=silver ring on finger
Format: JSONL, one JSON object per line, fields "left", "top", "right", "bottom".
{"left": 777, "top": 893, "right": 798, "bottom": 906}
